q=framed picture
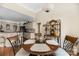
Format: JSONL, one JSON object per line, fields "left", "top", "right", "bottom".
{"left": 6, "top": 24, "right": 10, "bottom": 30}
{"left": 13, "top": 25, "right": 17, "bottom": 32}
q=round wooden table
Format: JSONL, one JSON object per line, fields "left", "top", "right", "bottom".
{"left": 23, "top": 39, "right": 59, "bottom": 56}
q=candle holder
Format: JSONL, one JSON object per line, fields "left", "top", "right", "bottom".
{"left": 35, "top": 23, "right": 44, "bottom": 43}
{"left": 35, "top": 33, "right": 42, "bottom": 43}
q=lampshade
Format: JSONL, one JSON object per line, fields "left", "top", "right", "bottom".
{"left": 53, "top": 31, "right": 59, "bottom": 37}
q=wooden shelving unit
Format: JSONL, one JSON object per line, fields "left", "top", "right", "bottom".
{"left": 44, "top": 19, "right": 61, "bottom": 45}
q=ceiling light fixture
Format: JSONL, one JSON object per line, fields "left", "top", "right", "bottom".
{"left": 45, "top": 9, "right": 50, "bottom": 12}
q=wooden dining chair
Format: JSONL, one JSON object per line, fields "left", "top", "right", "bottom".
{"left": 63, "top": 35, "right": 78, "bottom": 55}
{"left": 7, "top": 35, "right": 21, "bottom": 55}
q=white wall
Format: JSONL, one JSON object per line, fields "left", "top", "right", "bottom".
{"left": 54, "top": 3, "right": 79, "bottom": 46}
{"left": 35, "top": 3, "right": 79, "bottom": 46}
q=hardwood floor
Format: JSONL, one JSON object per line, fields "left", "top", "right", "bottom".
{"left": 0, "top": 47, "right": 14, "bottom": 56}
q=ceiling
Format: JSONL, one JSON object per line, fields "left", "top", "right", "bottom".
{"left": 0, "top": 3, "right": 55, "bottom": 22}
{"left": 19, "top": 3, "right": 47, "bottom": 12}
{"left": 19, "top": 3, "right": 54, "bottom": 12}
{"left": 0, "top": 6, "right": 33, "bottom": 22}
